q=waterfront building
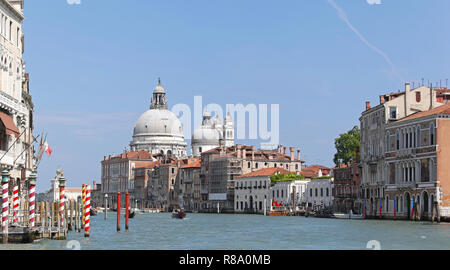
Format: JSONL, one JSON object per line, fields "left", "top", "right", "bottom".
{"left": 0, "top": 0, "right": 34, "bottom": 197}
{"left": 178, "top": 158, "right": 201, "bottom": 212}
{"left": 384, "top": 103, "right": 450, "bottom": 221}
{"left": 332, "top": 157, "right": 362, "bottom": 213}
{"left": 359, "top": 83, "right": 445, "bottom": 218}
{"left": 130, "top": 78, "right": 187, "bottom": 158}
{"left": 132, "top": 161, "right": 157, "bottom": 209}
{"left": 201, "top": 144, "right": 304, "bottom": 213}
{"left": 191, "top": 109, "right": 234, "bottom": 157}
{"left": 234, "top": 168, "right": 289, "bottom": 214}
{"left": 304, "top": 178, "right": 334, "bottom": 210}
{"left": 270, "top": 178, "right": 310, "bottom": 212}
{"left": 146, "top": 159, "right": 181, "bottom": 211}
{"left": 101, "top": 150, "right": 157, "bottom": 208}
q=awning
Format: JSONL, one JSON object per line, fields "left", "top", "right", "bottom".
{"left": 0, "top": 111, "right": 20, "bottom": 138}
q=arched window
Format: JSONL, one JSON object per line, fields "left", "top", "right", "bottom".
{"left": 396, "top": 131, "right": 400, "bottom": 150}
{"left": 430, "top": 123, "right": 435, "bottom": 145}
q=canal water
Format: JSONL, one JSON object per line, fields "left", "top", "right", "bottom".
{"left": 1, "top": 213, "right": 450, "bottom": 250}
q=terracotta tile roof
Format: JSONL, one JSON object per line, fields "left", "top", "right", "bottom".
{"left": 181, "top": 159, "right": 201, "bottom": 169}
{"left": 134, "top": 161, "right": 159, "bottom": 169}
{"left": 398, "top": 103, "right": 450, "bottom": 122}
{"left": 236, "top": 168, "right": 291, "bottom": 178}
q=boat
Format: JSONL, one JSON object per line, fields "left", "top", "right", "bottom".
{"left": 172, "top": 208, "right": 186, "bottom": 219}
{"left": 314, "top": 209, "right": 335, "bottom": 218}
{"left": 333, "top": 210, "right": 365, "bottom": 220}
{"left": 124, "top": 209, "right": 136, "bottom": 218}
{"left": 90, "top": 208, "right": 98, "bottom": 216}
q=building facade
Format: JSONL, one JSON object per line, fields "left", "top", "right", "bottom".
{"left": 332, "top": 159, "right": 361, "bottom": 213}
{"left": 359, "top": 83, "right": 444, "bottom": 218}
{"left": 234, "top": 168, "right": 289, "bottom": 214}
{"left": 201, "top": 144, "right": 304, "bottom": 213}
{"left": 0, "top": 0, "right": 34, "bottom": 198}
{"left": 383, "top": 103, "right": 450, "bottom": 221}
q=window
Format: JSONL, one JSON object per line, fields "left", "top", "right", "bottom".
{"left": 199, "top": 147, "right": 202, "bottom": 153}
{"left": 416, "top": 92, "right": 421, "bottom": 102}
{"left": 248, "top": 162, "right": 251, "bottom": 168}
{"left": 396, "top": 131, "right": 400, "bottom": 150}
{"left": 326, "top": 188, "right": 329, "bottom": 197}
{"left": 320, "top": 188, "right": 323, "bottom": 197}
{"left": 310, "top": 189, "right": 312, "bottom": 197}
{"left": 315, "top": 188, "right": 318, "bottom": 197}
{"left": 255, "top": 163, "right": 258, "bottom": 169}
{"left": 389, "top": 106, "right": 397, "bottom": 119}
{"left": 281, "top": 190, "right": 284, "bottom": 198}
{"left": 430, "top": 124, "right": 435, "bottom": 145}
{"left": 172, "top": 168, "right": 175, "bottom": 174}
{"left": 421, "top": 159, "right": 430, "bottom": 182}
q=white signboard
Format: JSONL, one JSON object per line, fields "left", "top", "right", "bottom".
{"left": 209, "top": 193, "right": 227, "bottom": 201}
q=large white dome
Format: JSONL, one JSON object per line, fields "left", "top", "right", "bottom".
{"left": 133, "top": 109, "right": 184, "bottom": 137}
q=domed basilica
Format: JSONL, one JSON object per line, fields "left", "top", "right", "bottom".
{"left": 130, "top": 79, "right": 235, "bottom": 158}
{"left": 130, "top": 79, "right": 188, "bottom": 158}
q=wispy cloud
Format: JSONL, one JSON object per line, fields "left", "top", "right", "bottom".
{"left": 328, "top": 0, "right": 404, "bottom": 82}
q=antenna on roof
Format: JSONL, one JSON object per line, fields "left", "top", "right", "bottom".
{"left": 422, "top": 78, "right": 424, "bottom": 86}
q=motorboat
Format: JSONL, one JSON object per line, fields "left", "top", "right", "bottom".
{"left": 333, "top": 210, "right": 365, "bottom": 219}
{"left": 172, "top": 208, "right": 186, "bottom": 219}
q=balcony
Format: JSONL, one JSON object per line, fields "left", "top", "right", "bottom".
{"left": 0, "top": 150, "right": 14, "bottom": 167}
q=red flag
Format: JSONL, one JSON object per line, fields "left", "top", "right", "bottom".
{"left": 44, "top": 141, "right": 52, "bottom": 156}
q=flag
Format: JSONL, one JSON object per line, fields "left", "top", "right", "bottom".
{"left": 44, "top": 141, "right": 52, "bottom": 156}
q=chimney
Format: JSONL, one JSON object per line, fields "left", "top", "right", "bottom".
{"left": 430, "top": 83, "right": 434, "bottom": 109}
{"left": 279, "top": 144, "right": 283, "bottom": 154}
{"left": 365, "top": 101, "right": 371, "bottom": 110}
{"left": 283, "top": 146, "right": 286, "bottom": 155}
{"left": 289, "top": 147, "right": 295, "bottom": 161}
{"left": 404, "top": 82, "right": 411, "bottom": 117}
{"left": 251, "top": 146, "right": 255, "bottom": 160}
{"left": 297, "top": 149, "right": 301, "bottom": 161}
{"left": 242, "top": 147, "right": 247, "bottom": 159}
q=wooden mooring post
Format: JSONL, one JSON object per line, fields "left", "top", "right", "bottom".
{"left": 117, "top": 192, "right": 121, "bottom": 232}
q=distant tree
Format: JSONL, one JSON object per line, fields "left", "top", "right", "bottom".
{"left": 333, "top": 126, "right": 360, "bottom": 166}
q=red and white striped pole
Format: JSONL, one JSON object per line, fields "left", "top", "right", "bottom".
{"left": 84, "top": 185, "right": 90, "bottom": 237}
{"left": 12, "top": 185, "right": 18, "bottom": 224}
{"left": 28, "top": 172, "right": 37, "bottom": 230}
{"left": 2, "top": 168, "right": 10, "bottom": 244}
{"left": 59, "top": 175, "right": 66, "bottom": 230}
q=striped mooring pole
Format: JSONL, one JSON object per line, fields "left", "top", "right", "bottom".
{"left": 28, "top": 172, "right": 37, "bottom": 230}
{"left": 2, "top": 168, "right": 9, "bottom": 244}
{"left": 84, "top": 185, "right": 90, "bottom": 237}
{"left": 82, "top": 184, "right": 85, "bottom": 229}
{"left": 59, "top": 175, "right": 66, "bottom": 229}
{"left": 12, "top": 185, "right": 18, "bottom": 224}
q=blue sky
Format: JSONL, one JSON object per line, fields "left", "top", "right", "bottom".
{"left": 23, "top": 0, "right": 450, "bottom": 191}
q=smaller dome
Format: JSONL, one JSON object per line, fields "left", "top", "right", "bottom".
{"left": 192, "top": 126, "right": 221, "bottom": 145}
